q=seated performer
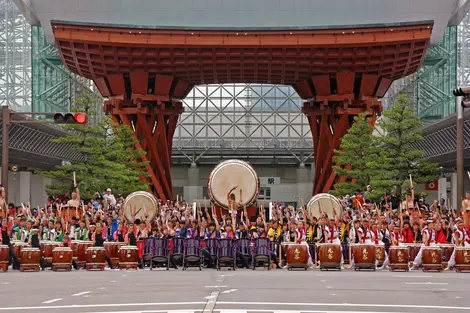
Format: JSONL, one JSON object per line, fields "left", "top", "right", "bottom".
{"left": 445, "top": 219, "right": 468, "bottom": 270}
{"left": 92, "top": 222, "right": 114, "bottom": 269}
{"left": 0, "top": 218, "right": 20, "bottom": 270}
{"left": 410, "top": 219, "right": 435, "bottom": 270}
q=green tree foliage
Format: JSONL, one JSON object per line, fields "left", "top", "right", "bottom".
{"left": 376, "top": 93, "right": 439, "bottom": 195}
{"left": 39, "top": 92, "right": 148, "bottom": 200}
{"left": 331, "top": 114, "right": 393, "bottom": 198}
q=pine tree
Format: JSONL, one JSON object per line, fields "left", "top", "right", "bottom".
{"left": 376, "top": 93, "right": 439, "bottom": 195}
{"left": 331, "top": 114, "right": 389, "bottom": 198}
{"left": 39, "top": 92, "right": 148, "bottom": 200}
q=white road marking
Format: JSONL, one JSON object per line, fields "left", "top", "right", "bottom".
{"left": 330, "top": 293, "right": 337, "bottom": 296}
{"left": 204, "top": 295, "right": 217, "bottom": 299}
{"left": 221, "top": 289, "right": 237, "bottom": 294}
{"left": 320, "top": 280, "right": 326, "bottom": 282}
{"left": 440, "top": 288, "right": 447, "bottom": 291}
{"left": 3, "top": 282, "right": 10, "bottom": 285}
{"left": 203, "top": 291, "right": 219, "bottom": 313}
{"left": 85, "top": 311, "right": 411, "bottom": 313}
{"left": 394, "top": 275, "right": 433, "bottom": 278}
{"left": 221, "top": 274, "right": 234, "bottom": 277}
{"left": 326, "top": 286, "right": 333, "bottom": 289}
{"left": 3, "top": 301, "right": 470, "bottom": 311}
{"left": 41, "top": 298, "right": 63, "bottom": 304}
{"left": 110, "top": 280, "right": 118, "bottom": 283}
{"left": 405, "top": 282, "right": 448, "bottom": 285}
{"left": 205, "top": 285, "right": 227, "bottom": 288}
{"left": 98, "top": 287, "right": 106, "bottom": 290}
{"left": 72, "top": 291, "right": 91, "bottom": 297}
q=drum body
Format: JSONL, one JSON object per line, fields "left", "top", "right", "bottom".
{"left": 422, "top": 247, "right": 442, "bottom": 272}
{"left": 58, "top": 208, "right": 83, "bottom": 224}
{"left": 389, "top": 246, "right": 409, "bottom": 271}
{"left": 218, "top": 239, "right": 236, "bottom": 269}
{"left": 20, "top": 248, "right": 41, "bottom": 272}
{"left": 318, "top": 243, "right": 341, "bottom": 270}
{"left": 119, "top": 246, "right": 139, "bottom": 269}
{"left": 404, "top": 243, "right": 421, "bottom": 266}
{"left": 376, "top": 245, "right": 385, "bottom": 266}
{"left": 208, "top": 159, "right": 259, "bottom": 209}
{"left": 0, "top": 245, "right": 9, "bottom": 272}
{"left": 353, "top": 244, "right": 376, "bottom": 270}
{"left": 12, "top": 241, "right": 28, "bottom": 264}
{"left": 52, "top": 247, "right": 73, "bottom": 271}
{"left": 86, "top": 247, "right": 106, "bottom": 270}
{"left": 454, "top": 247, "right": 470, "bottom": 272}
{"left": 285, "top": 244, "right": 308, "bottom": 270}
{"left": 438, "top": 244, "right": 454, "bottom": 269}
{"left": 41, "top": 241, "right": 60, "bottom": 267}
{"left": 105, "top": 242, "right": 124, "bottom": 267}
{"left": 236, "top": 239, "right": 251, "bottom": 256}
{"left": 77, "top": 241, "right": 94, "bottom": 267}
{"left": 71, "top": 240, "right": 80, "bottom": 261}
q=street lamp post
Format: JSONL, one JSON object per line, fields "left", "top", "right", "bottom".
{"left": 453, "top": 87, "right": 470, "bottom": 213}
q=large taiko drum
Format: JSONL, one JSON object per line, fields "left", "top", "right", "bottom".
{"left": 454, "top": 247, "right": 470, "bottom": 272}
{"left": 119, "top": 246, "right": 139, "bottom": 270}
{"left": 422, "top": 246, "right": 442, "bottom": 272}
{"left": 389, "top": 246, "right": 409, "bottom": 271}
{"left": 353, "top": 244, "right": 376, "bottom": 270}
{"left": 52, "top": 247, "right": 73, "bottom": 271}
{"left": 208, "top": 159, "right": 259, "bottom": 209}
{"left": 0, "top": 245, "right": 9, "bottom": 272}
{"left": 86, "top": 247, "right": 106, "bottom": 270}
{"left": 57, "top": 207, "right": 83, "bottom": 224}
{"left": 318, "top": 243, "right": 341, "bottom": 270}
{"left": 20, "top": 247, "right": 41, "bottom": 272}
{"left": 104, "top": 242, "right": 124, "bottom": 267}
{"left": 376, "top": 245, "right": 386, "bottom": 266}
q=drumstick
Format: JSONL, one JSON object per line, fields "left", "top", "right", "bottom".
{"left": 301, "top": 198, "right": 305, "bottom": 209}
{"left": 73, "top": 171, "right": 76, "bottom": 186}
{"left": 467, "top": 171, "right": 470, "bottom": 180}
{"left": 409, "top": 174, "right": 413, "bottom": 189}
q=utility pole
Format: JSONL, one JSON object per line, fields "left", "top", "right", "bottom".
{"left": 453, "top": 87, "right": 470, "bottom": 213}
{"left": 1, "top": 106, "right": 10, "bottom": 198}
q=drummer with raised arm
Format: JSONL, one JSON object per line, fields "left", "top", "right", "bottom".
{"left": 227, "top": 186, "right": 240, "bottom": 211}
{"left": 68, "top": 181, "right": 81, "bottom": 211}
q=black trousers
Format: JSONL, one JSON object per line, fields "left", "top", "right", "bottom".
{"left": 236, "top": 251, "right": 250, "bottom": 268}
{"left": 202, "top": 249, "right": 215, "bottom": 267}
{"left": 8, "top": 245, "right": 20, "bottom": 270}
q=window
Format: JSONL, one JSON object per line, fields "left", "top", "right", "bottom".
{"left": 257, "top": 187, "right": 271, "bottom": 200}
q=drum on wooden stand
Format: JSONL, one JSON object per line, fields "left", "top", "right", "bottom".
{"left": 403, "top": 243, "right": 421, "bottom": 266}
{"left": 376, "top": 245, "right": 385, "bottom": 267}
{"left": 105, "top": 242, "right": 124, "bottom": 267}
{"left": 71, "top": 240, "right": 80, "bottom": 262}
{"left": 122, "top": 191, "right": 158, "bottom": 223}
{"left": 422, "top": 246, "right": 442, "bottom": 272}
{"left": 52, "top": 247, "right": 73, "bottom": 271}
{"left": 41, "top": 241, "right": 60, "bottom": 267}
{"left": 86, "top": 247, "right": 106, "bottom": 271}
{"left": 389, "top": 246, "right": 409, "bottom": 271}
{"left": 318, "top": 243, "right": 341, "bottom": 271}
{"left": 77, "top": 241, "right": 94, "bottom": 268}
{"left": 119, "top": 246, "right": 139, "bottom": 270}
{"left": 0, "top": 245, "right": 9, "bottom": 272}
{"left": 283, "top": 242, "right": 308, "bottom": 271}
{"left": 12, "top": 241, "right": 28, "bottom": 264}
{"left": 438, "top": 244, "right": 454, "bottom": 269}
{"left": 20, "top": 247, "right": 41, "bottom": 272}
{"left": 353, "top": 244, "right": 376, "bottom": 271}
{"left": 208, "top": 159, "right": 259, "bottom": 209}
{"left": 454, "top": 247, "right": 470, "bottom": 272}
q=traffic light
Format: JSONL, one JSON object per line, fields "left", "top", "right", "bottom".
{"left": 53, "top": 113, "right": 88, "bottom": 124}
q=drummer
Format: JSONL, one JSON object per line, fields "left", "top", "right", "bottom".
{"left": 92, "top": 222, "right": 115, "bottom": 269}
{"left": 0, "top": 218, "right": 20, "bottom": 270}
{"left": 75, "top": 220, "right": 88, "bottom": 241}
{"left": 445, "top": 219, "right": 468, "bottom": 270}
{"left": 227, "top": 186, "right": 240, "bottom": 211}
{"left": 410, "top": 219, "right": 435, "bottom": 270}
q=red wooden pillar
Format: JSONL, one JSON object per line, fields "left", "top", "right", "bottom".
{"left": 105, "top": 99, "right": 184, "bottom": 202}
{"left": 302, "top": 98, "right": 382, "bottom": 195}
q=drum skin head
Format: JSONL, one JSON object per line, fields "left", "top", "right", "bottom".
{"left": 208, "top": 159, "right": 259, "bottom": 209}
{"left": 123, "top": 191, "right": 158, "bottom": 223}
{"left": 307, "top": 193, "right": 343, "bottom": 219}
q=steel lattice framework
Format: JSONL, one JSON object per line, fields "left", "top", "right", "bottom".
{"left": 174, "top": 84, "right": 313, "bottom": 165}
{"left": 0, "top": 0, "right": 31, "bottom": 111}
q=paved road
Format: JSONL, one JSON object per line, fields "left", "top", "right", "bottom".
{"left": 0, "top": 268, "right": 469, "bottom": 313}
